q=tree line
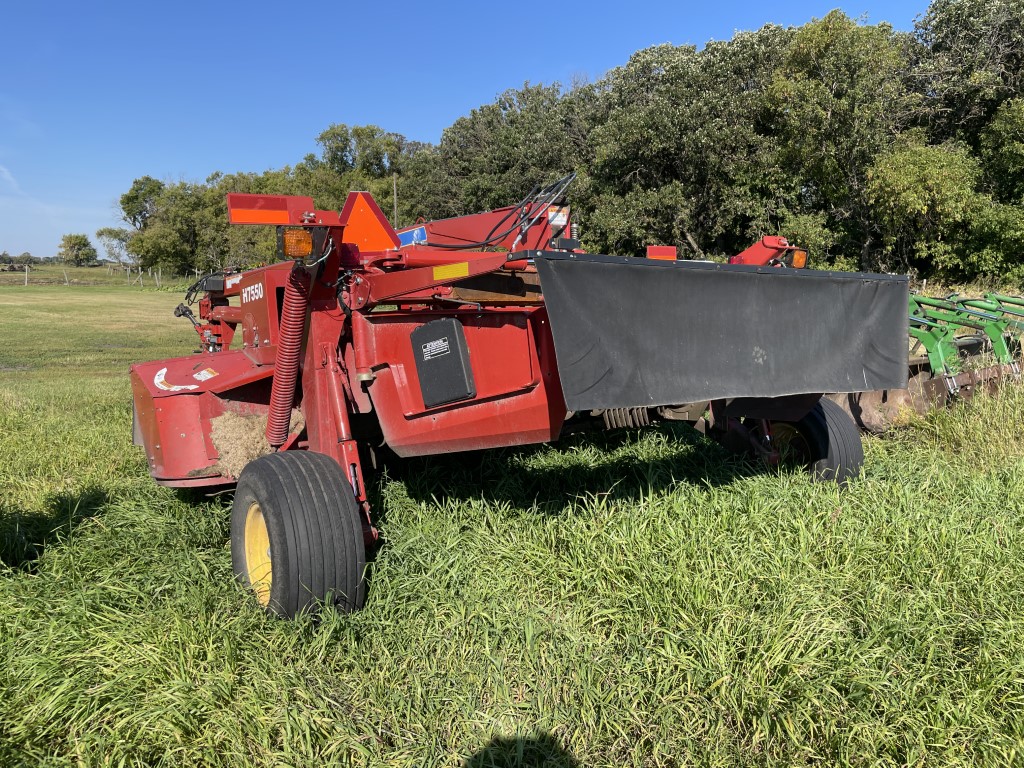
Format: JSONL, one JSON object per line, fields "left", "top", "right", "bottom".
{"left": 87, "top": 1, "right": 1024, "bottom": 283}
{"left": 0, "top": 251, "right": 38, "bottom": 265}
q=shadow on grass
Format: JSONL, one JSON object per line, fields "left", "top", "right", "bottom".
{"left": 0, "top": 486, "right": 108, "bottom": 570}
{"left": 463, "top": 733, "right": 579, "bottom": 768}
{"left": 374, "top": 422, "right": 758, "bottom": 523}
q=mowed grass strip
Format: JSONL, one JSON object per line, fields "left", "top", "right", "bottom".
{"left": 1, "top": 285, "right": 1023, "bottom": 767}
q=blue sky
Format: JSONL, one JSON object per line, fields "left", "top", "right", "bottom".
{"left": 1, "top": 0, "right": 926, "bottom": 258}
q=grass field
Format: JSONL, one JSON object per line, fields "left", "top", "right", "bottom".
{"left": 2, "top": 285, "right": 1023, "bottom": 767}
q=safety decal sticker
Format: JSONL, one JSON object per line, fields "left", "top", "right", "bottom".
{"left": 547, "top": 206, "right": 569, "bottom": 226}
{"left": 153, "top": 367, "right": 199, "bottom": 392}
{"left": 226, "top": 275, "right": 242, "bottom": 288}
{"left": 192, "top": 368, "right": 219, "bottom": 382}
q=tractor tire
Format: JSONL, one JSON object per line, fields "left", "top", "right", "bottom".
{"left": 772, "top": 397, "right": 864, "bottom": 486}
{"left": 230, "top": 451, "right": 366, "bottom": 618}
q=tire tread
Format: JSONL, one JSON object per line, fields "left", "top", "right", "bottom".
{"left": 231, "top": 451, "right": 367, "bottom": 617}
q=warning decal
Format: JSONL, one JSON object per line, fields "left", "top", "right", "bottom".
{"left": 153, "top": 367, "right": 199, "bottom": 392}
{"left": 547, "top": 206, "right": 569, "bottom": 227}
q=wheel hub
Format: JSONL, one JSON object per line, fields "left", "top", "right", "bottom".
{"left": 244, "top": 501, "right": 272, "bottom": 606}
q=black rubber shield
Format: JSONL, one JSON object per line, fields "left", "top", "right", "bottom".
{"left": 534, "top": 253, "right": 909, "bottom": 411}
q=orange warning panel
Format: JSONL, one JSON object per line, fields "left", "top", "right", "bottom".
{"left": 339, "top": 192, "right": 401, "bottom": 251}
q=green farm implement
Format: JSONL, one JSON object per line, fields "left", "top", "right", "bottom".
{"left": 829, "top": 292, "right": 1022, "bottom": 431}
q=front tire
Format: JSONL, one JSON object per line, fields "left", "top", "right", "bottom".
{"left": 771, "top": 397, "right": 864, "bottom": 485}
{"left": 231, "top": 451, "right": 366, "bottom": 617}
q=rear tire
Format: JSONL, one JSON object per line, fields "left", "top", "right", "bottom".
{"left": 231, "top": 451, "right": 366, "bottom": 617}
{"left": 772, "top": 398, "right": 864, "bottom": 485}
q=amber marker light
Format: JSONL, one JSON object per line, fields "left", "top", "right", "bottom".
{"left": 282, "top": 228, "right": 314, "bottom": 259}
{"left": 789, "top": 249, "right": 809, "bottom": 269}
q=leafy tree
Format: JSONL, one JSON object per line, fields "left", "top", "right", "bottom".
{"left": 586, "top": 27, "right": 795, "bottom": 256}
{"left": 585, "top": 182, "right": 692, "bottom": 255}
{"left": 867, "top": 142, "right": 981, "bottom": 272}
{"left": 127, "top": 182, "right": 207, "bottom": 273}
{"left": 96, "top": 227, "right": 133, "bottom": 266}
{"left": 58, "top": 234, "right": 98, "bottom": 266}
{"left": 292, "top": 124, "right": 414, "bottom": 224}
{"left": 778, "top": 212, "right": 847, "bottom": 269}
{"left": 980, "top": 97, "right": 1024, "bottom": 202}
{"left": 16, "top": 252, "right": 33, "bottom": 265}
{"left": 915, "top": 0, "right": 1024, "bottom": 142}
{"left": 351, "top": 125, "right": 406, "bottom": 177}
{"left": 962, "top": 201, "right": 1024, "bottom": 281}
{"left": 120, "top": 176, "right": 166, "bottom": 230}
{"left": 867, "top": 138, "right": 1024, "bottom": 281}
{"left": 404, "top": 83, "right": 577, "bottom": 223}
{"left": 201, "top": 171, "right": 291, "bottom": 269}
{"left": 0, "top": 250, "right": 10, "bottom": 264}
{"left": 314, "top": 124, "right": 357, "bottom": 175}
{"left": 769, "top": 11, "right": 919, "bottom": 269}
{"left": 124, "top": 169, "right": 306, "bottom": 274}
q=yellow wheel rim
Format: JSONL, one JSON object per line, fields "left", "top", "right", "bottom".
{"left": 771, "top": 423, "right": 812, "bottom": 464}
{"left": 244, "top": 502, "right": 272, "bottom": 606}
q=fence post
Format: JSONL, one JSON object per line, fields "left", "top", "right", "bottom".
{"left": 24, "top": 265, "right": 28, "bottom": 286}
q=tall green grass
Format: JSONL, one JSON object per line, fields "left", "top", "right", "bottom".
{"left": 1, "top": 286, "right": 1023, "bottom": 766}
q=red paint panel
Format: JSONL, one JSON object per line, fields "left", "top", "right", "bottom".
{"left": 227, "top": 193, "right": 317, "bottom": 225}
{"left": 357, "top": 307, "right": 565, "bottom": 457}
{"left": 131, "top": 349, "right": 273, "bottom": 400}
{"left": 227, "top": 193, "right": 293, "bottom": 211}
{"left": 363, "top": 252, "right": 508, "bottom": 304}
{"left": 395, "top": 201, "right": 565, "bottom": 253}
{"left": 130, "top": 350, "right": 275, "bottom": 484}
{"left": 729, "top": 235, "right": 792, "bottom": 265}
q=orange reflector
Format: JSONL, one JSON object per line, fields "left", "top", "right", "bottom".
{"left": 339, "top": 191, "right": 401, "bottom": 251}
{"left": 231, "top": 208, "right": 291, "bottom": 225}
{"left": 646, "top": 245, "right": 677, "bottom": 261}
{"left": 282, "top": 228, "right": 313, "bottom": 259}
{"left": 790, "top": 249, "right": 808, "bottom": 269}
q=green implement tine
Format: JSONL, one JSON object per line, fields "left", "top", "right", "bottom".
{"left": 958, "top": 297, "right": 1024, "bottom": 333}
{"left": 909, "top": 314, "right": 960, "bottom": 376}
{"left": 910, "top": 295, "right": 1015, "bottom": 364}
{"left": 986, "top": 293, "right": 1024, "bottom": 310}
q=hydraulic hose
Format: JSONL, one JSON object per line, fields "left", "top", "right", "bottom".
{"left": 265, "top": 266, "right": 309, "bottom": 449}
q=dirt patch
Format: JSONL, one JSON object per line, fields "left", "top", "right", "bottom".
{"left": 210, "top": 408, "right": 305, "bottom": 479}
